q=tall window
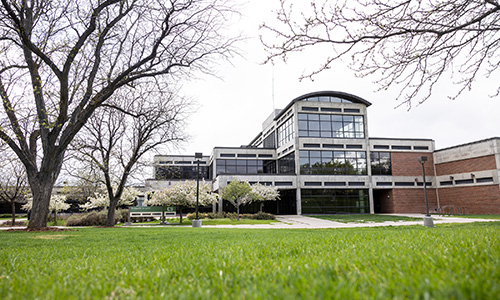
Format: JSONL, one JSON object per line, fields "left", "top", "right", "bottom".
{"left": 370, "top": 152, "right": 392, "bottom": 175}
{"left": 263, "top": 132, "right": 276, "bottom": 148}
{"left": 298, "top": 113, "right": 364, "bottom": 138}
{"left": 300, "top": 150, "right": 367, "bottom": 175}
{"left": 278, "top": 153, "right": 295, "bottom": 174}
{"left": 277, "top": 117, "right": 294, "bottom": 147}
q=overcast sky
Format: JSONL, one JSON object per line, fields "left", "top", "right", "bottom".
{"left": 174, "top": 0, "right": 500, "bottom": 157}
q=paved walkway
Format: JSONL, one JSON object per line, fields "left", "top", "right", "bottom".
{"left": 200, "top": 214, "right": 499, "bottom": 229}
{"left": 1, "top": 215, "right": 498, "bottom": 230}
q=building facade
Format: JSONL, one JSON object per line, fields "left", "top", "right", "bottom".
{"left": 145, "top": 91, "right": 500, "bottom": 215}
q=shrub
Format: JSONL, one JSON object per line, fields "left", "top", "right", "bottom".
{"left": 66, "top": 209, "right": 129, "bottom": 226}
{"left": 252, "top": 211, "right": 276, "bottom": 220}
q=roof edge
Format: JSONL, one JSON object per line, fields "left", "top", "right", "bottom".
{"left": 274, "top": 91, "right": 372, "bottom": 121}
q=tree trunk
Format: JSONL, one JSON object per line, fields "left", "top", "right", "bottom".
{"left": 106, "top": 198, "right": 118, "bottom": 227}
{"left": 27, "top": 179, "right": 54, "bottom": 229}
{"left": 179, "top": 207, "right": 183, "bottom": 224}
{"left": 237, "top": 205, "right": 240, "bottom": 221}
{"left": 11, "top": 201, "right": 15, "bottom": 225}
{"left": 161, "top": 204, "right": 166, "bottom": 224}
{"left": 260, "top": 202, "right": 264, "bottom": 213}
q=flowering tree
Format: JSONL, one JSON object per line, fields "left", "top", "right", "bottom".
{"left": 23, "top": 195, "right": 70, "bottom": 223}
{"left": 220, "top": 180, "right": 257, "bottom": 221}
{"left": 80, "top": 186, "right": 137, "bottom": 212}
{"left": 146, "top": 180, "right": 217, "bottom": 224}
{"left": 251, "top": 183, "right": 280, "bottom": 212}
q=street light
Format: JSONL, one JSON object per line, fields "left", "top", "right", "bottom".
{"left": 192, "top": 152, "right": 203, "bottom": 228}
{"left": 417, "top": 156, "right": 434, "bottom": 227}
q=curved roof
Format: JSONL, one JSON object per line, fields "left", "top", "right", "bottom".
{"left": 292, "top": 91, "right": 372, "bottom": 106}
{"left": 274, "top": 91, "right": 372, "bottom": 121}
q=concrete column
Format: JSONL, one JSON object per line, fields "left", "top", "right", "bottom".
{"left": 296, "top": 187, "right": 302, "bottom": 215}
{"left": 368, "top": 187, "right": 374, "bottom": 214}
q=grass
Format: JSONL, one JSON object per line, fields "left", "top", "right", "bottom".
{"left": 307, "top": 214, "right": 421, "bottom": 223}
{"left": 1, "top": 223, "right": 499, "bottom": 299}
{"left": 0, "top": 215, "right": 27, "bottom": 221}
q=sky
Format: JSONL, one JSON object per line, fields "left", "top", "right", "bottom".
{"left": 174, "top": 0, "right": 500, "bottom": 157}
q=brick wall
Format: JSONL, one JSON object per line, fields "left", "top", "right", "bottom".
{"left": 391, "top": 188, "right": 438, "bottom": 213}
{"left": 391, "top": 152, "right": 435, "bottom": 177}
{"left": 435, "top": 155, "right": 497, "bottom": 176}
{"left": 375, "top": 188, "right": 438, "bottom": 213}
{"left": 438, "top": 185, "right": 500, "bottom": 214}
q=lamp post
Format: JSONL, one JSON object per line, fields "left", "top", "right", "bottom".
{"left": 417, "top": 156, "right": 434, "bottom": 227}
{"left": 192, "top": 152, "right": 203, "bottom": 228}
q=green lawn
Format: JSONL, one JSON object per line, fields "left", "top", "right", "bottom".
{"left": 1, "top": 223, "right": 499, "bottom": 299}
{"left": 307, "top": 214, "right": 421, "bottom": 223}
{"left": 0, "top": 215, "right": 26, "bottom": 221}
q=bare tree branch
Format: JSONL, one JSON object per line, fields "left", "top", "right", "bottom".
{"left": 262, "top": 0, "right": 500, "bottom": 107}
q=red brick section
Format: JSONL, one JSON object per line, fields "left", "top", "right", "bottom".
{"left": 438, "top": 185, "right": 500, "bottom": 214}
{"left": 391, "top": 152, "right": 435, "bottom": 177}
{"left": 435, "top": 155, "right": 497, "bottom": 176}
{"left": 390, "top": 189, "right": 438, "bottom": 213}
{"left": 376, "top": 188, "right": 439, "bottom": 213}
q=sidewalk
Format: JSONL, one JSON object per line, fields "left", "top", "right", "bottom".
{"left": 1, "top": 215, "right": 498, "bottom": 230}
{"left": 200, "top": 214, "right": 499, "bottom": 229}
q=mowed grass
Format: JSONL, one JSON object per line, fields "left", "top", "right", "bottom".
{"left": 308, "top": 214, "right": 421, "bottom": 223}
{"left": 1, "top": 223, "right": 499, "bottom": 299}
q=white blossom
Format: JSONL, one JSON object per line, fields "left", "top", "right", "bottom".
{"left": 22, "top": 194, "right": 70, "bottom": 214}
{"left": 80, "top": 185, "right": 138, "bottom": 210}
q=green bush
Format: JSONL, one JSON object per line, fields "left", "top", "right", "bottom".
{"left": 66, "top": 209, "right": 128, "bottom": 226}
{"left": 252, "top": 211, "right": 276, "bottom": 220}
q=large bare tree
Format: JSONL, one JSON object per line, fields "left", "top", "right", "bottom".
{"left": 262, "top": 0, "right": 500, "bottom": 107}
{"left": 0, "top": 0, "right": 235, "bottom": 228}
{"left": 69, "top": 85, "right": 190, "bottom": 226}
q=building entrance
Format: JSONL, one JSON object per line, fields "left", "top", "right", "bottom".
{"left": 373, "top": 189, "right": 393, "bottom": 213}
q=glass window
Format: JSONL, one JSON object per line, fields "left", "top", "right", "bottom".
{"left": 155, "top": 165, "right": 209, "bottom": 180}
{"left": 301, "top": 189, "right": 369, "bottom": 214}
{"left": 278, "top": 153, "right": 295, "bottom": 174}
{"left": 370, "top": 152, "right": 392, "bottom": 175}
{"left": 277, "top": 117, "right": 294, "bottom": 147}
{"left": 300, "top": 150, "right": 367, "bottom": 175}
{"left": 297, "top": 113, "right": 364, "bottom": 139}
